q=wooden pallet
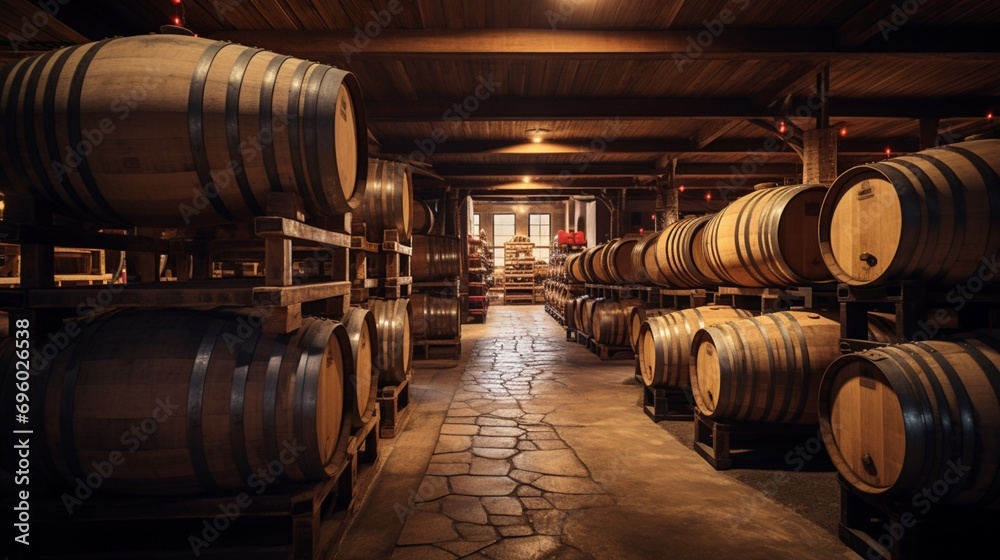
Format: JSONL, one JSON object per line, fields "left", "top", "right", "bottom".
{"left": 377, "top": 372, "right": 413, "bottom": 439}
{"left": 837, "top": 477, "right": 1000, "bottom": 560}
{"left": 586, "top": 337, "right": 634, "bottom": 361}
{"left": 19, "top": 411, "right": 380, "bottom": 560}
{"left": 692, "top": 410, "right": 820, "bottom": 471}
{"left": 712, "top": 285, "right": 837, "bottom": 315}
{"left": 351, "top": 228, "right": 412, "bottom": 301}
{"left": 642, "top": 287, "right": 709, "bottom": 310}
{"left": 837, "top": 280, "right": 1000, "bottom": 352}
{"left": 642, "top": 385, "right": 694, "bottom": 421}
{"left": 412, "top": 338, "right": 462, "bottom": 360}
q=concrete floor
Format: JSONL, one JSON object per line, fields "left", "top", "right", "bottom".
{"left": 335, "top": 305, "right": 855, "bottom": 560}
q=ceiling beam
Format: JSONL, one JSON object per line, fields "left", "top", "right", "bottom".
{"left": 838, "top": 0, "right": 906, "bottom": 47}
{"left": 207, "top": 28, "right": 1000, "bottom": 62}
{"left": 432, "top": 163, "right": 796, "bottom": 179}
{"left": 692, "top": 121, "right": 746, "bottom": 150}
{"left": 378, "top": 137, "right": 919, "bottom": 155}
{"left": 367, "top": 97, "right": 999, "bottom": 121}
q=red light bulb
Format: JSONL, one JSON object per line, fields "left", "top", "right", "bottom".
{"left": 705, "top": 193, "right": 712, "bottom": 202}
{"left": 885, "top": 147, "right": 892, "bottom": 157}
{"left": 840, "top": 127, "right": 847, "bottom": 138}
{"left": 678, "top": 185, "right": 685, "bottom": 193}
{"left": 778, "top": 121, "right": 787, "bottom": 134}
{"left": 172, "top": 15, "right": 181, "bottom": 25}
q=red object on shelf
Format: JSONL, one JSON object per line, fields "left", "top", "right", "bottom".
{"left": 574, "top": 231, "right": 586, "bottom": 245}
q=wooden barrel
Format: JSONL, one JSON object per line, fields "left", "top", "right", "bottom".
{"left": 361, "top": 158, "right": 413, "bottom": 241}
{"left": 819, "top": 331, "right": 1000, "bottom": 507}
{"left": 0, "top": 309, "right": 352, "bottom": 494}
{"left": 410, "top": 292, "right": 461, "bottom": 341}
{"left": 867, "top": 311, "right": 898, "bottom": 343}
{"left": 339, "top": 307, "right": 378, "bottom": 427}
{"left": 571, "top": 295, "right": 591, "bottom": 330}
{"left": 590, "top": 244, "right": 616, "bottom": 284}
{"left": 631, "top": 231, "right": 670, "bottom": 286}
{"left": 365, "top": 298, "right": 412, "bottom": 385}
{"left": 565, "top": 252, "right": 587, "bottom": 283}
{"left": 412, "top": 199, "right": 436, "bottom": 235}
{"left": 637, "top": 306, "right": 753, "bottom": 387}
{"left": 411, "top": 235, "right": 461, "bottom": 281}
{"left": 592, "top": 299, "right": 637, "bottom": 347}
{"left": 818, "top": 139, "right": 1000, "bottom": 287}
{"left": 0, "top": 35, "right": 366, "bottom": 227}
{"left": 654, "top": 215, "right": 722, "bottom": 288}
{"left": 580, "top": 296, "right": 605, "bottom": 336}
{"left": 628, "top": 306, "right": 674, "bottom": 352}
{"left": 603, "top": 237, "right": 642, "bottom": 285}
{"left": 703, "top": 185, "right": 833, "bottom": 287}
{"left": 691, "top": 311, "right": 841, "bottom": 423}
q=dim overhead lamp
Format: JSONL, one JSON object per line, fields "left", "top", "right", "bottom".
{"left": 525, "top": 128, "right": 551, "bottom": 143}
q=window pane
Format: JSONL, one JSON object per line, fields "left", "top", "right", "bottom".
{"left": 528, "top": 214, "right": 551, "bottom": 256}
{"left": 493, "top": 213, "right": 516, "bottom": 268}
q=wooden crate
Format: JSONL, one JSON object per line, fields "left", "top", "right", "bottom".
{"left": 377, "top": 372, "right": 412, "bottom": 439}
{"left": 692, "top": 410, "right": 821, "bottom": 471}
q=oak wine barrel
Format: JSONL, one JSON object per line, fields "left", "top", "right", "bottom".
{"left": 819, "top": 331, "right": 1000, "bottom": 508}
{"left": 703, "top": 185, "right": 833, "bottom": 287}
{"left": 410, "top": 292, "right": 461, "bottom": 341}
{"left": 637, "top": 306, "right": 753, "bottom": 388}
{"left": 0, "top": 309, "right": 353, "bottom": 494}
{"left": 584, "top": 244, "right": 614, "bottom": 284}
{"left": 690, "top": 311, "right": 841, "bottom": 423}
{"left": 654, "top": 215, "right": 721, "bottom": 288}
{"left": 361, "top": 158, "right": 413, "bottom": 242}
{"left": 365, "top": 298, "right": 412, "bottom": 385}
{"left": 580, "top": 296, "right": 605, "bottom": 336}
{"left": 818, "top": 139, "right": 1000, "bottom": 287}
{"left": 632, "top": 231, "right": 670, "bottom": 286}
{"left": 565, "top": 252, "right": 587, "bottom": 283}
{"left": 572, "top": 295, "right": 592, "bottom": 330}
{"left": 627, "top": 306, "right": 674, "bottom": 352}
{"left": 339, "top": 307, "right": 379, "bottom": 427}
{"left": 412, "top": 199, "right": 436, "bottom": 235}
{"left": 411, "top": 235, "right": 461, "bottom": 281}
{"left": 592, "top": 299, "right": 639, "bottom": 347}
{"left": 0, "top": 35, "right": 367, "bottom": 227}
{"left": 603, "top": 237, "right": 642, "bottom": 285}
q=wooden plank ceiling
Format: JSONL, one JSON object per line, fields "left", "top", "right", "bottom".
{"left": 4, "top": 0, "right": 1000, "bottom": 201}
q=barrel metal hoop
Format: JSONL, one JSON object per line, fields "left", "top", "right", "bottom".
{"left": 711, "top": 325, "right": 739, "bottom": 417}
{"left": 910, "top": 341, "right": 975, "bottom": 503}
{"left": 225, "top": 47, "right": 266, "bottom": 216}
{"left": 883, "top": 344, "right": 951, "bottom": 496}
{"left": 59, "top": 310, "right": 118, "bottom": 483}
{"left": 285, "top": 61, "right": 313, "bottom": 209}
{"left": 66, "top": 39, "right": 130, "bottom": 225}
{"left": 293, "top": 319, "right": 327, "bottom": 479}
{"left": 187, "top": 316, "right": 229, "bottom": 492}
{"left": 896, "top": 156, "right": 957, "bottom": 284}
{"left": 763, "top": 313, "right": 795, "bottom": 423}
{"left": 229, "top": 320, "right": 262, "bottom": 484}
{"left": 303, "top": 66, "right": 334, "bottom": 216}
{"left": 0, "top": 60, "right": 26, "bottom": 190}
{"left": 22, "top": 51, "right": 75, "bottom": 215}
{"left": 188, "top": 41, "right": 239, "bottom": 223}
{"left": 43, "top": 45, "right": 94, "bottom": 219}
{"left": 778, "top": 311, "right": 811, "bottom": 424}
{"left": 259, "top": 55, "right": 291, "bottom": 192}
{"left": 940, "top": 144, "right": 1000, "bottom": 266}
{"left": 941, "top": 333, "right": 1000, "bottom": 506}
{"left": 262, "top": 335, "right": 290, "bottom": 484}
{"left": 727, "top": 320, "right": 758, "bottom": 420}
{"left": 876, "top": 163, "right": 928, "bottom": 280}
{"left": 736, "top": 190, "right": 773, "bottom": 287}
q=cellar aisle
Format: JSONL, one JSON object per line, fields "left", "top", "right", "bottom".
{"left": 336, "top": 306, "right": 854, "bottom": 560}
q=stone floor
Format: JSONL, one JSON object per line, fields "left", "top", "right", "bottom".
{"left": 335, "top": 306, "right": 855, "bottom": 560}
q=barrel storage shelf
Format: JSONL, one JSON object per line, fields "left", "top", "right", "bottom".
{"left": 24, "top": 408, "right": 381, "bottom": 559}
{"left": 467, "top": 235, "right": 491, "bottom": 323}
{"left": 0, "top": 196, "right": 354, "bottom": 334}
{"left": 503, "top": 237, "right": 535, "bottom": 304}
{"left": 0, "top": 245, "right": 116, "bottom": 286}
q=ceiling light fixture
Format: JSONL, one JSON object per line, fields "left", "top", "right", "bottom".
{"left": 525, "top": 128, "right": 551, "bottom": 143}
{"left": 522, "top": 176, "right": 531, "bottom": 183}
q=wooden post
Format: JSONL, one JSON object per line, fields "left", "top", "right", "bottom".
{"left": 802, "top": 128, "right": 839, "bottom": 185}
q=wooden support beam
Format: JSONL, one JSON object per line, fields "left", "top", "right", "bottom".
{"left": 208, "top": 28, "right": 1000, "bottom": 62}
{"left": 380, "top": 137, "right": 920, "bottom": 156}
{"left": 692, "top": 121, "right": 746, "bottom": 150}
{"left": 368, "top": 97, "right": 1000, "bottom": 121}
